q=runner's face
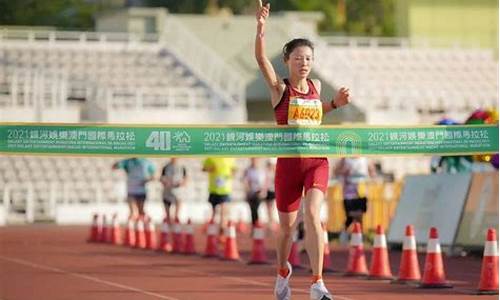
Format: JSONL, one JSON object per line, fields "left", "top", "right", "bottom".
{"left": 286, "top": 46, "right": 314, "bottom": 79}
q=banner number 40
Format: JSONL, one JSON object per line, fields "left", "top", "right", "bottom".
{"left": 146, "top": 131, "right": 171, "bottom": 151}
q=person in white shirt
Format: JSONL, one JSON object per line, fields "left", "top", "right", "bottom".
{"left": 243, "top": 158, "right": 267, "bottom": 226}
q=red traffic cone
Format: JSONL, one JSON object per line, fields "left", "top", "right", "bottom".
{"left": 99, "top": 215, "right": 109, "bottom": 243}
{"left": 345, "top": 222, "right": 368, "bottom": 276}
{"left": 123, "top": 217, "right": 136, "bottom": 247}
{"left": 368, "top": 225, "right": 393, "bottom": 280}
{"left": 223, "top": 221, "right": 240, "bottom": 260}
{"left": 204, "top": 218, "right": 218, "bottom": 257}
{"left": 236, "top": 213, "right": 249, "bottom": 235}
{"left": 419, "top": 227, "right": 452, "bottom": 288}
{"left": 200, "top": 211, "right": 213, "bottom": 235}
{"left": 110, "top": 213, "right": 122, "bottom": 245}
{"left": 87, "top": 213, "right": 100, "bottom": 243}
{"left": 248, "top": 221, "right": 268, "bottom": 264}
{"left": 288, "top": 229, "right": 302, "bottom": 268}
{"left": 393, "top": 225, "right": 421, "bottom": 284}
{"left": 478, "top": 228, "right": 498, "bottom": 295}
{"left": 183, "top": 219, "right": 196, "bottom": 255}
{"left": 201, "top": 219, "right": 210, "bottom": 235}
{"left": 322, "top": 223, "right": 334, "bottom": 272}
{"left": 106, "top": 216, "right": 115, "bottom": 244}
{"left": 158, "top": 218, "right": 172, "bottom": 253}
{"left": 145, "top": 217, "right": 157, "bottom": 250}
{"left": 172, "top": 217, "right": 184, "bottom": 253}
{"left": 134, "top": 217, "right": 147, "bottom": 249}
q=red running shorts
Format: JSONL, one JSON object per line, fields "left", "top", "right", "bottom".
{"left": 275, "top": 157, "right": 329, "bottom": 213}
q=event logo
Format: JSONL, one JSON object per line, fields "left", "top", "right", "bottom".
{"left": 145, "top": 130, "right": 191, "bottom": 152}
{"left": 173, "top": 131, "right": 190, "bottom": 143}
{"left": 172, "top": 130, "right": 191, "bottom": 151}
{"left": 146, "top": 131, "right": 171, "bottom": 151}
{"left": 335, "top": 131, "right": 362, "bottom": 155}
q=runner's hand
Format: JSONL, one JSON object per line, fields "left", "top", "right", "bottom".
{"left": 333, "top": 87, "right": 350, "bottom": 108}
{"left": 256, "top": 0, "right": 270, "bottom": 26}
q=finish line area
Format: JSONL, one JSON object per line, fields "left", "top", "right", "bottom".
{"left": 1, "top": 122, "right": 498, "bottom": 300}
{"left": 1, "top": 123, "right": 498, "bottom": 157}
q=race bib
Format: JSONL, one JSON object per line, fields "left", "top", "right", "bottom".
{"left": 287, "top": 97, "right": 322, "bottom": 125}
{"left": 215, "top": 176, "right": 226, "bottom": 188}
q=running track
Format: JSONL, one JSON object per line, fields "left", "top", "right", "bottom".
{"left": 0, "top": 225, "right": 495, "bottom": 300}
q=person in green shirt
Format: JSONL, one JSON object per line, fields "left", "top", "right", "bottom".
{"left": 202, "top": 157, "right": 237, "bottom": 237}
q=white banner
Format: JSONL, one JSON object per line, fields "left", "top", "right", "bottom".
{"left": 455, "top": 172, "right": 499, "bottom": 247}
{"left": 388, "top": 173, "right": 472, "bottom": 246}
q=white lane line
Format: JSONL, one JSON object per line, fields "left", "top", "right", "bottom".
{"left": 0, "top": 255, "right": 181, "bottom": 300}
{"left": 97, "top": 253, "right": 358, "bottom": 300}
{"left": 3, "top": 242, "right": 358, "bottom": 300}
{"left": 180, "top": 268, "right": 356, "bottom": 300}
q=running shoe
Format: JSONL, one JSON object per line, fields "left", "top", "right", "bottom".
{"left": 310, "top": 279, "right": 333, "bottom": 300}
{"left": 274, "top": 261, "right": 292, "bottom": 300}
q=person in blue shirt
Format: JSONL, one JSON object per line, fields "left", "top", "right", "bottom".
{"left": 113, "top": 157, "right": 156, "bottom": 219}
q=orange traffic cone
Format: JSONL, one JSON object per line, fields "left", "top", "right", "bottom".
{"left": 172, "top": 217, "right": 184, "bottom": 253}
{"left": 123, "top": 217, "right": 136, "bottom": 247}
{"left": 478, "top": 228, "right": 498, "bottom": 295}
{"left": 145, "top": 217, "right": 157, "bottom": 250}
{"left": 106, "top": 215, "right": 115, "bottom": 243}
{"left": 322, "top": 223, "right": 335, "bottom": 272}
{"left": 345, "top": 222, "right": 368, "bottom": 277}
{"left": 236, "top": 213, "right": 249, "bottom": 235}
{"left": 393, "top": 225, "right": 421, "bottom": 284}
{"left": 368, "top": 225, "right": 393, "bottom": 280}
{"left": 87, "top": 213, "right": 100, "bottom": 243}
{"left": 201, "top": 219, "right": 210, "bottom": 235}
{"left": 419, "top": 227, "right": 452, "bottom": 288}
{"left": 223, "top": 221, "right": 240, "bottom": 260}
{"left": 204, "top": 218, "right": 218, "bottom": 257}
{"left": 248, "top": 221, "right": 268, "bottom": 264}
{"left": 288, "top": 229, "right": 302, "bottom": 268}
{"left": 158, "top": 218, "right": 172, "bottom": 253}
{"left": 99, "top": 215, "right": 108, "bottom": 243}
{"left": 110, "top": 213, "right": 122, "bottom": 245}
{"left": 134, "top": 217, "right": 147, "bottom": 249}
{"left": 183, "top": 219, "right": 196, "bottom": 255}
{"left": 200, "top": 211, "right": 213, "bottom": 235}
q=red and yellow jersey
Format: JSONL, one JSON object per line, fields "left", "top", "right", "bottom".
{"left": 274, "top": 79, "right": 322, "bottom": 126}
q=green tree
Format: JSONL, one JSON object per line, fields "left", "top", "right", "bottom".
{"left": 0, "top": 0, "right": 115, "bottom": 30}
{"left": 344, "top": 0, "right": 395, "bottom": 36}
{"left": 289, "top": 0, "right": 395, "bottom": 36}
{"left": 145, "top": 0, "right": 208, "bottom": 13}
{"left": 0, "top": 0, "right": 396, "bottom": 36}
{"left": 144, "top": 0, "right": 296, "bottom": 15}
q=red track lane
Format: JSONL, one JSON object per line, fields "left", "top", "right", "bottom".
{"left": 0, "top": 225, "right": 496, "bottom": 300}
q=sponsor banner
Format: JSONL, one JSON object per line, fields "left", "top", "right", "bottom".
{"left": 1, "top": 123, "right": 497, "bottom": 157}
